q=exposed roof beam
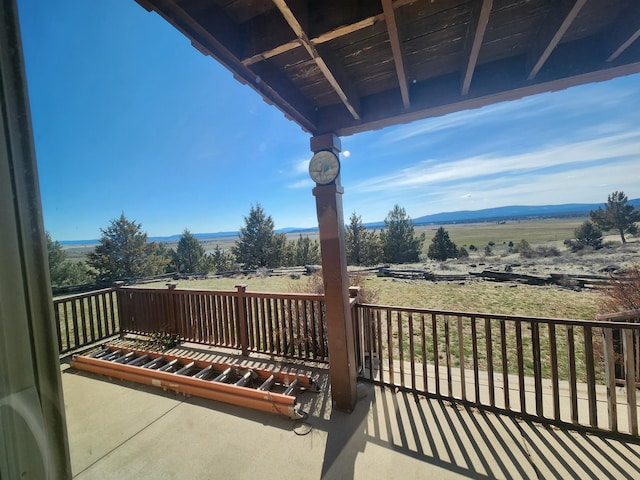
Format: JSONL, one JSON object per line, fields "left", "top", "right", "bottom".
{"left": 242, "top": 15, "right": 381, "bottom": 66}
{"left": 241, "top": 0, "right": 417, "bottom": 67}
{"left": 317, "top": 36, "right": 640, "bottom": 137}
{"left": 527, "top": 0, "right": 586, "bottom": 80}
{"left": 272, "top": 0, "right": 361, "bottom": 120}
{"left": 605, "top": 2, "right": 640, "bottom": 62}
{"left": 382, "top": 0, "right": 410, "bottom": 109}
{"left": 461, "top": 0, "right": 493, "bottom": 96}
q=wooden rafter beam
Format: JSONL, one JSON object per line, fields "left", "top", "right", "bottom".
{"left": 382, "top": 0, "right": 410, "bottom": 109}
{"left": 461, "top": 0, "right": 493, "bottom": 96}
{"left": 272, "top": 0, "right": 360, "bottom": 120}
{"left": 316, "top": 35, "right": 640, "bottom": 137}
{"left": 242, "top": 15, "right": 381, "bottom": 66}
{"left": 605, "top": 2, "right": 640, "bottom": 62}
{"left": 527, "top": 0, "right": 586, "bottom": 81}
{"left": 241, "top": 1, "right": 421, "bottom": 66}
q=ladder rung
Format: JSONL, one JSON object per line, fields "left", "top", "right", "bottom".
{"left": 283, "top": 378, "right": 299, "bottom": 396}
{"left": 127, "top": 354, "right": 151, "bottom": 366}
{"left": 157, "top": 359, "right": 180, "bottom": 372}
{"left": 141, "top": 357, "right": 164, "bottom": 369}
{"left": 234, "top": 370, "right": 256, "bottom": 387}
{"left": 175, "top": 361, "right": 195, "bottom": 375}
{"left": 89, "top": 348, "right": 111, "bottom": 358}
{"left": 257, "top": 375, "right": 275, "bottom": 391}
{"left": 212, "top": 367, "right": 232, "bottom": 383}
{"left": 103, "top": 350, "right": 122, "bottom": 361}
{"left": 193, "top": 365, "right": 214, "bottom": 379}
{"left": 113, "top": 352, "right": 136, "bottom": 364}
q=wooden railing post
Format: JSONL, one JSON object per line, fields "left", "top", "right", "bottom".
{"left": 349, "top": 286, "right": 363, "bottom": 376}
{"left": 166, "top": 282, "right": 178, "bottom": 336}
{"left": 114, "top": 281, "right": 126, "bottom": 338}
{"left": 236, "top": 285, "right": 249, "bottom": 356}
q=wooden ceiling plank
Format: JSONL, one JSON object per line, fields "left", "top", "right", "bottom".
{"left": 318, "top": 41, "right": 640, "bottom": 137}
{"left": 605, "top": 2, "right": 640, "bottom": 62}
{"left": 382, "top": 0, "right": 410, "bottom": 109}
{"left": 527, "top": 0, "right": 587, "bottom": 81}
{"left": 272, "top": 0, "right": 361, "bottom": 120}
{"left": 461, "top": 0, "right": 493, "bottom": 96}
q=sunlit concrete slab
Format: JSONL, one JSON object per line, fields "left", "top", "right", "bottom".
{"left": 61, "top": 343, "right": 640, "bottom": 479}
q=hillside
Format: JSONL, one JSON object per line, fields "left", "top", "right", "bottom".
{"left": 59, "top": 198, "right": 639, "bottom": 246}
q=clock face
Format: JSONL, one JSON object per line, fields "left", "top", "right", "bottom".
{"left": 309, "top": 150, "right": 340, "bottom": 185}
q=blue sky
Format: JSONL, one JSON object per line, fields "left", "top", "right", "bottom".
{"left": 18, "top": 0, "right": 640, "bottom": 241}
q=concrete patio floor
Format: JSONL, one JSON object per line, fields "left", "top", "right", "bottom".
{"left": 61, "top": 343, "right": 640, "bottom": 479}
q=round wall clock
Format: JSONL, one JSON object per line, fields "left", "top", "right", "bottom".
{"left": 309, "top": 150, "right": 340, "bottom": 185}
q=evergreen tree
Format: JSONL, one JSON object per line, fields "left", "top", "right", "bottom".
{"left": 232, "top": 204, "right": 284, "bottom": 268}
{"left": 46, "top": 232, "right": 90, "bottom": 286}
{"left": 345, "top": 212, "right": 367, "bottom": 265}
{"left": 590, "top": 191, "right": 639, "bottom": 244}
{"left": 172, "top": 229, "right": 209, "bottom": 273}
{"left": 345, "top": 212, "right": 383, "bottom": 265}
{"left": 427, "top": 227, "right": 458, "bottom": 261}
{"left": 211, "top": 244, "right": 235, "bottom": 272}
{"left": 566, "top": 220, "right": 603, "bottom": 251}
{"left": 361, "top": 230, "right": 383, "bottom": 266}
{"left": 87, "top": 213, "right": 169, "bottom": 282}
{"left": 293, "top": 234, "right": 321, "bottom": 266}
{"left": 379, "top": 205, "right": 425, "bottom": 263}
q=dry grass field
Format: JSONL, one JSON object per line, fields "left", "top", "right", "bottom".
{"left": 139, "top": 270, "right": 602, "bottom": 321}
{"left": 69, "top": 217, "right": 640, "bottom": 321}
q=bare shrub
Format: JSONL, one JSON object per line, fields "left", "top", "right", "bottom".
{"left": 599, "top": 265, "right": 640, "bottom": 313}
{"left": 535, "top": 246, "right": 561, "bottom": 257}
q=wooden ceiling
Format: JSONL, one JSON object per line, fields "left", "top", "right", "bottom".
{"left": 135, "top": 0, "right": 640, "bottom": 137}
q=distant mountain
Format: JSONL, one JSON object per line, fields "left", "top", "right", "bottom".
{"left": 410, "top": 199, "right": 640, "bottom": 226}
{"left": 59, "top": 198, "right": 639, "bottom": 245}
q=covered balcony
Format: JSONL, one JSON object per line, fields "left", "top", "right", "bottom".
{"left": 3, "top": 0, "right": 640, "bottom": 477}
{"left": 55, "top": 283, "right": 640, "bottom": 477}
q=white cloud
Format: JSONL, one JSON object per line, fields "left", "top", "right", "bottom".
{"left": 288, "top": 179, "right": 314, "bottom": 189}
{"left": 351, "top": 131, "right": 640, "bottom": 195}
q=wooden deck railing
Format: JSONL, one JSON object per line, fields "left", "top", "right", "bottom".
{"left": 54, "top": 288, "right": 119, "bottom": 353}
{"left": 118, "top": 286, "right": 328, "bottom": 361}
{"left": 354, "top": 303, "right": 640, "bottom": 437}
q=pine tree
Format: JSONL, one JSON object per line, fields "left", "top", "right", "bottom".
{"left": 590, "top": 191, "right": 639, "bottom": 244}
{"left": 427, "top": 227, "right": 458, "bottom": 261}
{"left": 345, "top": 212, "right": 383, "bottom": 265}
{"left": 379, "top": 205, "right": 425, "bottom": 263}
{"left": 172, "top": 229, "right": 209, "bottom": 273}
{"left": 87, "top": 213, "right": 169, "bottom": 282}
{"left": 211, "top": 244, "right": 235, "bottom": 272}
{"left": 232, "top": 204, "right": 284, "bottom": 268}
{"left": 46, "top": 232, "right": 90, "bottom": 286}
{"left": 294, "top": 234, "right": 320, "bottom": 266}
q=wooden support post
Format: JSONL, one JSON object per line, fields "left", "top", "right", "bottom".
{"left": 311, "top": 133, "right": 357, "bottom": 412}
